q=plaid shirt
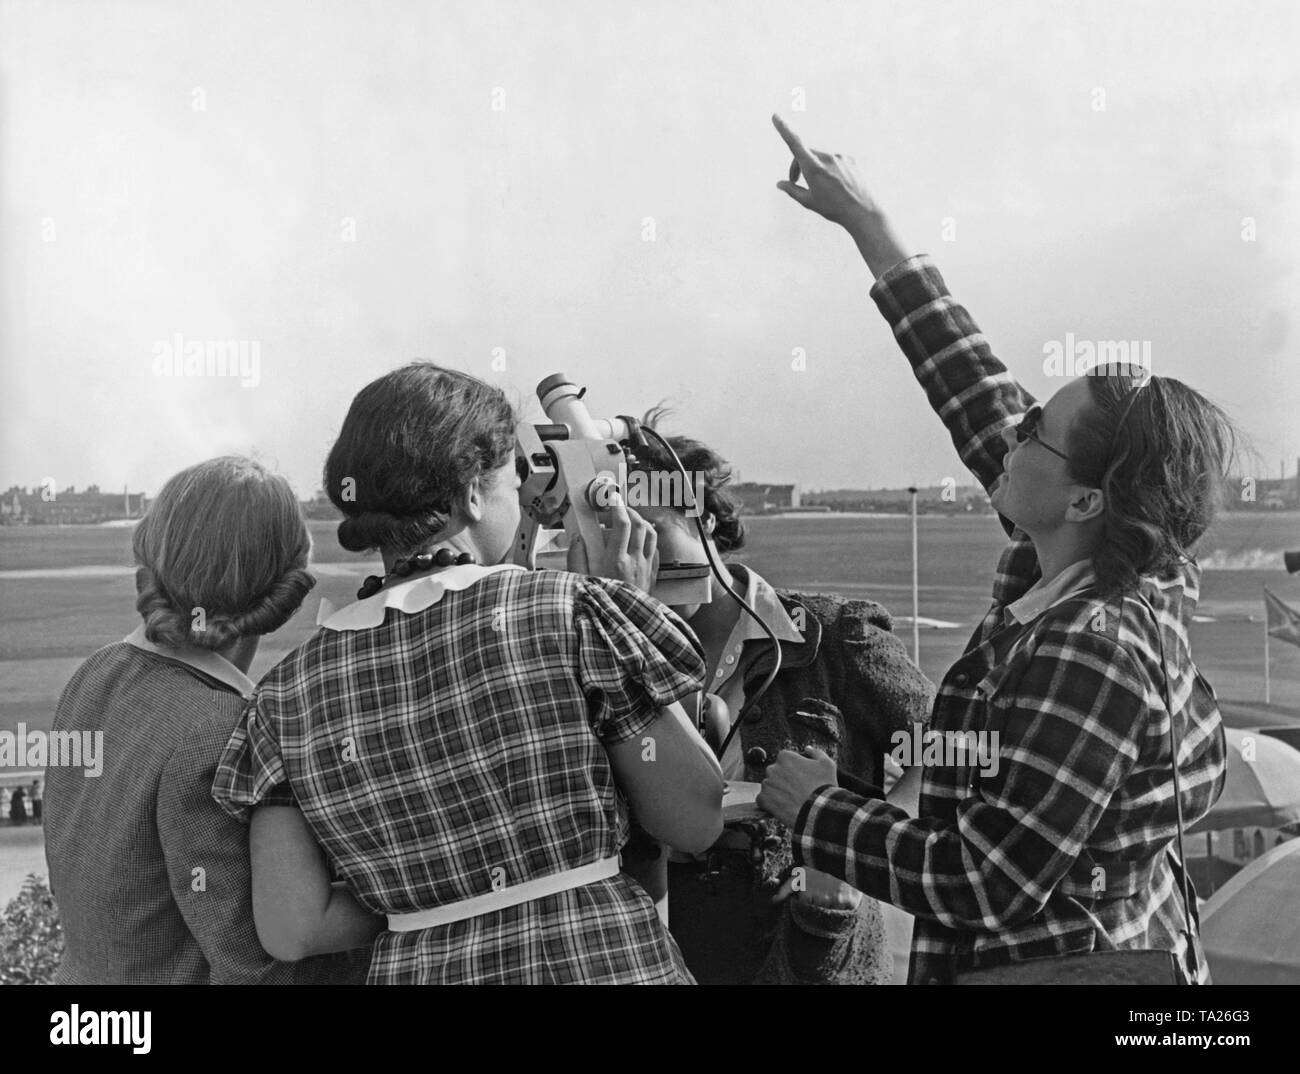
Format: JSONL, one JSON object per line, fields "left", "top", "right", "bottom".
{"left": 792, "top": 255, "right": 1227, "bottom": 984}
{"left": 212, "top": 565, "right": 704, "bottom": 984}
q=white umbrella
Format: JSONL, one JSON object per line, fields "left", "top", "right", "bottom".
{"left": 1189, "top": 727, "right": 1300, "bottom": 833}
{"left": 1201, "top": 838, "right": 1300, "bottom": 985}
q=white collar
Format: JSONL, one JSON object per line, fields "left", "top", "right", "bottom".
{"left": 122, "top": 624, "right": 257, "bottom": 699}
{"left": 1004, "top": 559, "right": 1097, "bottom": 626}
{"left": 727, "top": 564, "right": 805, "bottom": 645}
{"left": 317, "top": 563, "right": 526, "bottom": 631}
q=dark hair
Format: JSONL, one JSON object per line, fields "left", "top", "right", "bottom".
{"left": 325, "top": 363, "right": 515, "bottom": 553}
{"left": 134, "top": 456, "right": 314, "bottom": 650}
{"left": 632, "top": 406, "right": 746, "bottom": 554}
{"left": 1065, "top": 372, "right": 1238, "bottom": 598}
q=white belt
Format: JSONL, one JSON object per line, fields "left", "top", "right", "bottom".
{"left": 386, "top": 855, "right": 622, "bottom": 932}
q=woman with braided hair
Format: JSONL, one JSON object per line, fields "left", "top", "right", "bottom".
{"left": 44, "top": 456, "right": 370, "bottom": 983}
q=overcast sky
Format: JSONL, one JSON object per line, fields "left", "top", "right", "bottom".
{"left": 2, "top": 0, "right": 1297, "bottom": 498}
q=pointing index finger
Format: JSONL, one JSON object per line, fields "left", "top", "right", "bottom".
{"left": 771, "top": 113, "right": 814, "bottom": 169}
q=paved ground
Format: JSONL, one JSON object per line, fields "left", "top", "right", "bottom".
{"left": 0, "top": 823, "right": 48, "bottom": 907}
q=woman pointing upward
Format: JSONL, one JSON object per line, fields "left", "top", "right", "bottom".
{"left": 759, "top": 114, "right": 1233, "bottom": 985}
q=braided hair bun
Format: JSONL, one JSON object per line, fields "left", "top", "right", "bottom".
{"left": 132, "top": 457, "right": 314, "bottom": 651}
{"left": 324, "top": 363, "right": 515, "bottom": 554}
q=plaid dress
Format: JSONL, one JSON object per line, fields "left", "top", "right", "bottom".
{"left": 212, "top": 565, "right": 705, "bottom": 984}
{"left": 791, "top": 255, "right": 1227, "bottom": 984}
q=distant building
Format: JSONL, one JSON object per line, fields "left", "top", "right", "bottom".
{"left": 301, "top": 491, "right": 343, "bottom": 521}
{"left": 731, "top": 482, "right": 798, "bottom": 514}
{"left": 1233, "top": 461, "right": 1299, "bottom": 511}
{"left": 0, "top": 488, "right": 24, "bottom": 523}
{"left": 801, "top": 484, "right": 995, "bottom": 515}
{"left": 0, "top": 485, "right": 147, "bottom": 525}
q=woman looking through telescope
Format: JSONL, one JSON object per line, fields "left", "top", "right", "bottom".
{"left": 212, "top": 363, "right": 724, "bottom": 984}
{"left": 626, "top": 416, "right": 936, "bottom": 984}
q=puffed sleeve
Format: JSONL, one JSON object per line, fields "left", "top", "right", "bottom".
{"left": 210, "top": 695, "right": 297, "bottom": 823}
{"left": 573, "top": 578, "right": 707, "bottom": 744}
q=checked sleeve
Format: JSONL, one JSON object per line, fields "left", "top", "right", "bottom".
{"left": 210, "top": 697, "right": 298, "bottom": 824}
{"left": 792, "top": 625, "right": 1149, "bottom": 931}
{"left": 869, "top": 254, "right": 1045, "bottom": 595}
{"left": 574, "top": 578, "right": 707, "bottom": 745}
{"left": 869, "top": 254, "right": 1036, "bottom": 499}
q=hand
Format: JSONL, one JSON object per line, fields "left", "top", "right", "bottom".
{"left": 771, "top": 114, "right": 910, "bottom": 279}
{"left": 756, "top": 746, "right": 837, "bottom": 827}
{"left": 772, "top": 866, "right": 863, "bottom": 911}
{"left": 565, "top": 490, "right": 660, "bottom": 593}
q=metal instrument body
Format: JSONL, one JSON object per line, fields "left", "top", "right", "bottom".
{"left": 510, "top": 375, "right": 712, "bottom": 608}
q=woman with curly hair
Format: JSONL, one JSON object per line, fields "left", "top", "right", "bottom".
{"left": 759, "top": 115, "right": 1234, "bottom": 984}
{"left": 44, "top": 456, "right": 368, "bottom": 983}
{"left": 211, "top": 364, "right": 723, "bottom": 984}
{"left": 624, "top": 414, "right": 935, "bottom": 984}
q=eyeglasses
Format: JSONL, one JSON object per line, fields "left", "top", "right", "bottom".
{"left": 1013, "top": 405, "right": 1073, "bottom": 465}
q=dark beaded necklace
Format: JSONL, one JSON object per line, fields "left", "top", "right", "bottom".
{"left": 357, "top": 547, "right": 475, "bottom": 600}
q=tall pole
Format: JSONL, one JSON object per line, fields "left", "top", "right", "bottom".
{"left": 1264, "top": 588, "right": 1271, "bottom": 705}
{"left": 908, "top": 486, "right": 919, "bottom": 664}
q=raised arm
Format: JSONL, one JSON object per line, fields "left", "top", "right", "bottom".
{"left": 772, "top": 114, "right": 1035, "bottom": 497}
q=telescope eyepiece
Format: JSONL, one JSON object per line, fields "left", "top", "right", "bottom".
{"left": 535, "top": 373, "right": 575, "bottom": 401}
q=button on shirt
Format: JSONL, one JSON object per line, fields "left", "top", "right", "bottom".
{"left": 708, "top": 565, "right": 805, "bottom": 781}
{"left": 666, "top": 564, "right": 803, "bottom": 866}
